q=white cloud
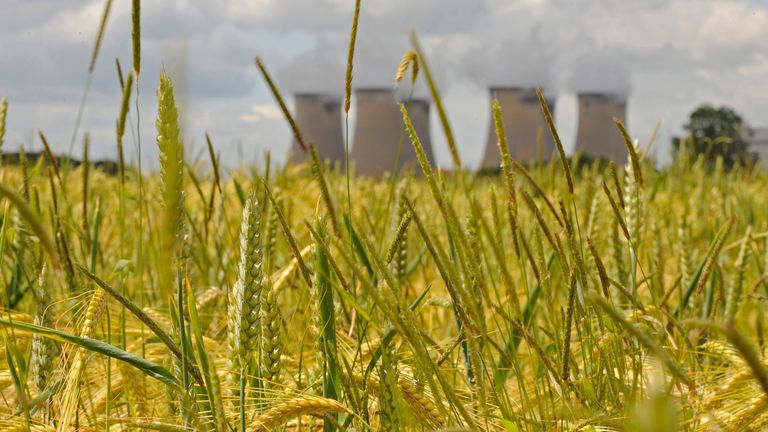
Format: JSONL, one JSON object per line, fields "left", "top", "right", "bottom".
{"left": 240, "top": 104, "right": 283, "bottom": 123}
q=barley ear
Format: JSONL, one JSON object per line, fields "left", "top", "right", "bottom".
{"left": 395, "top": 50, "right": 419, "bottom": 86}
{"left": 249, "top": 395, "right": 351, "bottom": 431}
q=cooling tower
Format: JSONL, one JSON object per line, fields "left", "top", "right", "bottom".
{"left": 481, "top": 87, "right": 555, "bottom": 169}
{"left": 574, "top": 93, "right": 628, "bottom": 162}
{"left": 350, "top": 89, "right": 434, "bottom": 176}
{"left": 289, "top": 93, "right": 344, "bottom": 164}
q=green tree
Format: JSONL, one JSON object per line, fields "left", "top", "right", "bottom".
{"left": 674, "top": 104, "right": 755, "bottom": 168}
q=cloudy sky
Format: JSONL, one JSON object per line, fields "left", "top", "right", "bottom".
{"left": 1, "top": 0, "right": 767, "bottom": 169}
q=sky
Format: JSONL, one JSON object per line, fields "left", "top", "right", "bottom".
{"left": 1, "top": 0, "right": 767, "bottom": 169}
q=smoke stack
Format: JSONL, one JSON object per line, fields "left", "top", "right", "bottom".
{"left": 350, "top": 89, "right": 434, "bottom": 176}
{"left": 481, "top": 87, "right": 555, "bottom": 168}
{"left": 574, "top": 93, "right": 628, "bottom": 162}
{"left": 289, "top": 93, "right": 344, "bottom": 164}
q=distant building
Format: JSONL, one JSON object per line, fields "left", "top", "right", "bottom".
{"left": 350, "top": 89, "right": 435, "bottom": 176}
{"left": 575, "top": 93, "right": 628, "bottom": 163}
{"left": 747, "top": 127, "right": 768, "bottom": 164}
{"left": 481, "top": 87, "right": 555, "bottom": 168}
{"left": 290, "top": 93, "right": 344, "bottom": 164}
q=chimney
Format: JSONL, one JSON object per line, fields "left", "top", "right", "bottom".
{"left": 290, "top": 93, "right": 344, "bottom": 164}
{"left": 574, "top": 93, "right": 628, "bottom": 162}
{"left": 350, "top": 89, "right": 435, "bottom": 176}
{"left": 481, "top": 87, "right": 555, "bottom": 168}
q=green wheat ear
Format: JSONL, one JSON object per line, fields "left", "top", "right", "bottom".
{"left": 260, "top": 284, "right": 282, "bottom": 390}
{"left": 227, "top": 192, "right": 265, "bottom": 400}
{"left": 155, "top": 71, "right": 185, "bottom": 285}
{"left": 30, "top": 263, "right": 58, "bottom": 394}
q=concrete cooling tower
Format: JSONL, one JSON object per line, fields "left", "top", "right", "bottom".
{"left": 350, "top": 89, "right": 435, "bottom": 176}
{"left": 289, "top": 93, "right": 344, "bottom": 164}
{"left": 574, "top": 93, "right": 628, "bottom": 162}
{"left": 481, "top": 87, "right": 555, "bottom": 169}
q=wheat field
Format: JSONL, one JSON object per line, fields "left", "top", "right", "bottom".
{"left": 0, "top": 1, "right": 767, "bottom": 431}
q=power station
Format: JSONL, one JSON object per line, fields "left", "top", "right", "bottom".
{"left": 350, "top": 89, "right": 435, "bottom": 176}
{"left": 481, "top": 87, "right": 555, "bottom": 168}
{"left": 290, "top": 93, "right": 345, "bottom": 164}
{"left": 574, "top": 93, "right": 628, "bottom": 162}
{"left": 287, "top": 88, "right": 632, "bottom": 170}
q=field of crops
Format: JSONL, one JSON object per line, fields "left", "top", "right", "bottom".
{"left": 1, "top": 92, "right": 767, "bottom": 431}
{"left": 2, "top": 2, "right": 768, "bottom": 431}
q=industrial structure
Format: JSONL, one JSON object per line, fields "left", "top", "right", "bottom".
{"left": 481, "top": 87, "right": 555, "bottom": 168}
{"left": 289, "top": 93, "right": 345, "bottom": 164}
{"left": 747, "top": 127, "right": 768, "bottom": 165}
{"left": 574, "top": 93, "right": 628, "bottom": 162}
{"left": 350, "top": 89, "right": 434, "bottom": 176}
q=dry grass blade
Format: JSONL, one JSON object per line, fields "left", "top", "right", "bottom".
{"left": 309, "top": 142, "right": 341, "bottom": 236}
{"left": 410, "top": 30, "right": 461, "bottom": 168}
{"left": 117, "top": 72, "right": 134, "bottom": 140}
{"left": 38, "top": 132, "right": 63, "bottom": 191}
{"left": 614, "top": 118, "right": 643, "bottom": 185}
{"left": 89, "top": 0, "right": 113, "bottom": 73}
{"left": 602, "top": 181, "right": 631, "bottom": 241}
{"left": 261, "top": 178, "right": 313, "bottom": 287}
{"left": 256, "top": 57, "right": 306, "bottom": 153}
{"left": 609, "top": 160, "right": 625, "bottom": 209}
{"left": 536, "top": 88, "right": 573, "bottom": 194}
{"left": 511, "top": 158, "right": 564, "bottom": 227}
{"left": 587, "top": 237, "right": 611, "bottom": 300}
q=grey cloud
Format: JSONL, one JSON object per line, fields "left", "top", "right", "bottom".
{"left": 1, "top": 0, "right": 767, "bottom": 169}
